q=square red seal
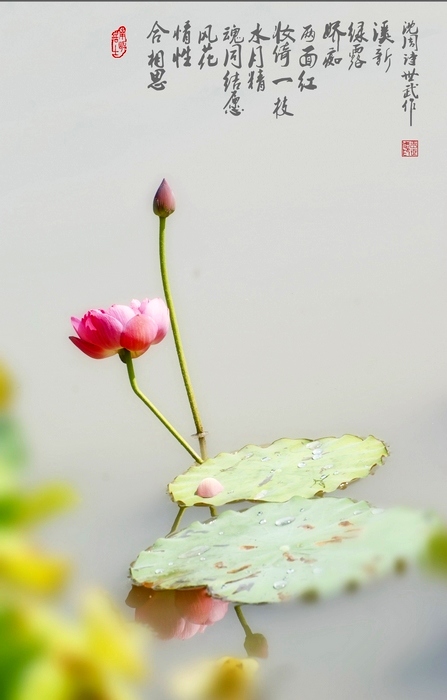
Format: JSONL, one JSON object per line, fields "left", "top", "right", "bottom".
{"left": 401, "top": 140, "right": 418, "bottom": 157}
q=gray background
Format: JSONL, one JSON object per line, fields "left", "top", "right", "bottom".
{"left": 2, "top": 2, "right": 447, "bottom": 698}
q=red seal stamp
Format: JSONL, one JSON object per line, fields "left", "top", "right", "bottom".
{"left": 401, "top": 140, "right": 418, "bottom": 157}
{"left": 111, "top": 26, "right": 127, "bottom": 59}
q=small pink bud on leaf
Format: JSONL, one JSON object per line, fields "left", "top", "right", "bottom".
{"left": 195, "top": 478, "right": 224, "bottom": 499}
{"left": 153, "top": 179, "right": 175, "bottom": 218}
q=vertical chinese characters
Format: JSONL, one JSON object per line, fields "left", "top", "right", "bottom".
{"left": 401, "top": 21, "right": 419, "bottom": 126}
{"left": 223, "top": 24, "right": 245, "bottom": 116}
{"left": 147, "top": 21, "right": 169, "bottom": 90}
{"left": 142, "top": 18, "right": 419, "bottom": 125}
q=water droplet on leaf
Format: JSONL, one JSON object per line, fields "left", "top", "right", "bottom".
{"left": 275, "top": 517, "right": 296, "bottom": 527}
{"left": 307, "top": 441, "right": 321, "bottom": 450}
{"left": 273, "top": 580, "right": 287, "bottom": 590}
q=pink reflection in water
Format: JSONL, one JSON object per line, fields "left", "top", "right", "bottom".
{"left": 126, "top": 586, "right": 228, "bottom": 640}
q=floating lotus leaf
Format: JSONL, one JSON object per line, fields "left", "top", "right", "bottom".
{"left": 130, "top": 496, "right": 441, "bottom": 605}
{"left": 169, "top": 435, "right": 387, "bottom": 507}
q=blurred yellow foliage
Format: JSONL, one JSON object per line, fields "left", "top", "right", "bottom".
{"left": 171, "top": 656, "right": 259, "bottom": 700}
{"left": 8, "top": 589, "right": 147, "bottom": 700}
{"left": 0, "top": 533, "right": 70, "bottom": 595}
{"left": 0, "top": 361, "right": 14, "bottom": 411}
{"left": 0, "top": 359, "right": 149, "bottom": 700}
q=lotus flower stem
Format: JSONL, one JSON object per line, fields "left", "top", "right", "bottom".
{"left": 121, "top": 350, "right": 202, "bottom": 464}
{"left": 158, "top": 216, "right": 208, "bottom": 460}
{"left": 209, "top": 505, "right": 217, "bottom": 517}
{"left": 168, "top": 505, "right": 186, "bottom": 535}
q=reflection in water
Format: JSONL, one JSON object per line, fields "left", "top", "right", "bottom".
{"left": 126, "top": 585, "right": 228, "bottom": 640}
{"left": 126, "top": 585, "right": 267, "bottom": 698}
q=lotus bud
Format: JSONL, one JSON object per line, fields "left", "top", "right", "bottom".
{"left": 244, "top": 632, "right": 269, "bottom": 659}
{"left": 153, "top": 179, "right": 176, "bottom": 218}
{"left": 195, "top": 478, "right": 224, "bottom": 499}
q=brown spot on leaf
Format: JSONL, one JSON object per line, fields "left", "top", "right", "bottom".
{"left": 300, "top": 524, "right": 315, "bottom": 530}
{"left": 214, "top": 562, "right": 226, "bottom": 569}
{"left": 240, "top": 545, "right": 257, "bottom": 550}
{"left": 299, "top": 557, "right": 317, "bottom": 564}
{"left": 228, "top": 564, "right": 252, "bottom": 574}
{"left": 283, "top": 551, "right": 297, "bottom": 562}
{"left": 339, "top": 520, "right": 353, "bottom": 527}
{"left": 316, "top": 536, "right": 343, "bottom": 546}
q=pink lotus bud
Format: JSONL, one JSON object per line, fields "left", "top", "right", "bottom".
{"left": 69, "top": 298, "right": 169, "bottom": 360}
{"left": 195, "top": 478, "right": 224, "bottom": 499}
{"left": 153, "top": 179, "right": 176, "bottom": 218}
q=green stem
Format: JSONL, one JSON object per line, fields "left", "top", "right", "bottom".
{"left": 121, "top": 350, "right": 202, "bottom": 464}
{"left": 209, "top": 505, "right": 217, "bottom": 518}
{"left": 234, "top": 605, "right": 252, "bottom": 637}
{"left": 159, "top": 217, "right": 208, "bottom": 461}
{"left": 168, "top": 505, "right": 186, "bottom": 535}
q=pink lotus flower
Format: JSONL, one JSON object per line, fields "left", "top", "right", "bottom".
{"left": 70, "top": 298, "right": 169, "bottom": 360}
